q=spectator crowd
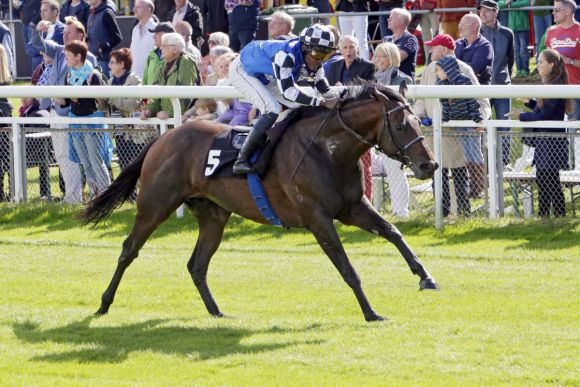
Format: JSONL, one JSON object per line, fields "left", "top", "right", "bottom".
{"left": 0, "top": 0, "right": 578, "bottom": 218}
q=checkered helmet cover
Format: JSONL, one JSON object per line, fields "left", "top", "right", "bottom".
{"left": 299, "top": 24, "right": 335, "bottom": 49}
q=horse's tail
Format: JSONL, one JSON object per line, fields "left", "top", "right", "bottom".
{"left": 79, "top": 138, "right": 158, "bottom": 226}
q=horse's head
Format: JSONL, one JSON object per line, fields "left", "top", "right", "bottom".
{"left": 371, "top": 83, "right": 438, "bottom": 180}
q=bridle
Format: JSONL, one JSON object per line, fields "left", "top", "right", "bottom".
{"left": 290, "top": 96, "right": 425, "bottom": 179}
{"left": 335, "top": 100, "right": 425, "bottom": 167}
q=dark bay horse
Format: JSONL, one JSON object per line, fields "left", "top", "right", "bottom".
{"left": 82, "top": 83, "right": 439, "bottom": 321}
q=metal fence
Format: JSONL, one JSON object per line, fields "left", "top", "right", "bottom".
{"left": 1, "top": 85, "right": 579, "bottom": 230}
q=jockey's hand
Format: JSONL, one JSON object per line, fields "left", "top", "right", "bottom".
{"left": 320, "top": 97, "right": 341, "bottom": 110}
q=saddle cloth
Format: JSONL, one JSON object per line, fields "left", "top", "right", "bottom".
{"left": 203, "top": 110, "right": 297, "bottom": 179}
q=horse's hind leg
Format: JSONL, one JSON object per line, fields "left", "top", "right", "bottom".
{"left": 338, "top": 201, "right": 439, "bottom": 291}
{"left": 185, "top": 199, "right": 231, "bottom": 317}
{"left": 95, "top": 198, "right": 179, "bottom": 315}
{"left": 306, "top": 211, "right": 384, "bottom": 322}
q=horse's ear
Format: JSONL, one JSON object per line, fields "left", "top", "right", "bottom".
{"left": 374, "top": 90, "right": 390, "bottom": 105}
{"left": 399, "top": 81, "right": 408, "bottom": 99}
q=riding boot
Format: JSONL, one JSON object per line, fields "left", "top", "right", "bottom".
{"left": 233, "top": 112, "right": 278, "bottom": 175}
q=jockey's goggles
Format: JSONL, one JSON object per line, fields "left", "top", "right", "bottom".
{"left": 309, "top": 46, "right": 334, "bottom": 61}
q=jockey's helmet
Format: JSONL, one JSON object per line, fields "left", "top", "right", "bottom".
{"left": 299, "top": 24, "right": 335, "bottom": 52}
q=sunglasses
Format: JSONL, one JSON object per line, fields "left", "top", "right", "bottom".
{"left": 310, "top": 47, "right": 334, "bottom": 61}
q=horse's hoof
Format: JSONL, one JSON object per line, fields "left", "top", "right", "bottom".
{"left": 94, "top": 308, "right": 108, "bottom": 316}
{"left": 211, "top": 312, "right": 225, "bottom": 318}
{"left": 419, "top": 277, "right": 440, "bottom": 291}
{"left": 365, "top": 313, "right": 387, "bottom": 322}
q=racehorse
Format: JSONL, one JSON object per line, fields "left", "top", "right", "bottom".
{"left": 82, "top": 83, "right": 440, "bottom": 322}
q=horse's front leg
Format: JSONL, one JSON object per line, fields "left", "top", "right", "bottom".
{"left": 338, "top": 200, "right": 439, "bottom": 291}
{"left": 306, "top": 210, "right": 385, "bottom": 322}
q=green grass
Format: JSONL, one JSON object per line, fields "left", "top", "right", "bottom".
{"left": 0, "top": 203, "right": 578, "bottom": 385}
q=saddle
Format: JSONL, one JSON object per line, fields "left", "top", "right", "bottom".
{"left": 203, "top": 110, "right": 298, "bottom": 179}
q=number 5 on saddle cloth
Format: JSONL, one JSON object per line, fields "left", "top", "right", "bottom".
{"left": 203, "top": 111, "right": 299, "bottom": 227}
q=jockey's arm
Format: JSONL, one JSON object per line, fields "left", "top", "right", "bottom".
{"left": 314, "top": 66, "right": 339, "bottom": 99}
{"left": 273, "top": 51, "right": 322, "bottom": 107}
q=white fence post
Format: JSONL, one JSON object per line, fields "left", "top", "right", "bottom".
{"left": 432, "top": 100, "right": 443, "bottom": 231}
{"left": 487, "top": 125, "right": 498, "bottom": 219}
{"left": 11, "top": 122, "right": 23, "bottom": 203}
{"left": 170, "top": 97, "right": 185, "bottom": 219}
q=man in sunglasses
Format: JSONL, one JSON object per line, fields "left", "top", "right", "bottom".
{"left": 229, "top": 23, "right": 341, "bottom": 175}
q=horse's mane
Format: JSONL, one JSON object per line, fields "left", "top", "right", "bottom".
{"left": 295, "top": 80, "right": 405, "bottom": 120}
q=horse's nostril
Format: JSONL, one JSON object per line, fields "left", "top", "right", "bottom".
{"left": 420, "top": 161, "right": 438, "bottom": 171}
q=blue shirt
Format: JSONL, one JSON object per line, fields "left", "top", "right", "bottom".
{"left": 383, "top": 31, "right": 418, "bottom": 80}
{"left": 455, "top": 35, "right": 494, "bottom": 85}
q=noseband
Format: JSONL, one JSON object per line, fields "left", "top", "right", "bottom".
{"left": 335, "top": 101, "right": 425, "bottom": 167}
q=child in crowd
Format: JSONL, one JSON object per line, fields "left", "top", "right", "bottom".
{"left": 186, "top": 99, "right": 218, "bottom": 121}
{"left": 435, "top": 54, "right": 484, "bottom": 216}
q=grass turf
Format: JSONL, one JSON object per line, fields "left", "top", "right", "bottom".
{"left": 0, "top": 203, "right": 578, "bottom": 385}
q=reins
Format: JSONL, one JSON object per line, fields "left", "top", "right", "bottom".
{"left": 290, "top": 94, "right": 425, "bottom": 178}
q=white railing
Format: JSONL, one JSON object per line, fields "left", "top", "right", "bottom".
{"left": 1, "top": 85, "right": 579, "bottom": 229}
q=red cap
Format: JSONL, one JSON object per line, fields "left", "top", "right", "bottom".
{"left": 424, "top": 34, "right": 456, "bottom": 50}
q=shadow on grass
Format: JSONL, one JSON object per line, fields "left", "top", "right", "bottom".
{"left": 13, "top": 316, "right": 323, "bottom": 363}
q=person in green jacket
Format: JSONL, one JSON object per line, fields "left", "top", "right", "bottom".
{"left": 142, "top": 22, "right": 175, "bottom": 85}
{"left": 498, "top": 0, "right": 531, "bottom": 77}
{"left": 140, "top": 32, "right": 198, "bottom": 120}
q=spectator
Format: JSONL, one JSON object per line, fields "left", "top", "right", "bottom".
{"left": 140, "top": 33, "right": 199, "bottom": 120}
{"left": 455, "top": 14, "right": 493, "bottom": 85}
{"left": 436, "top": 54, "right": 484, "bottom": 214}
{"left": 532, "top": 0, "right": 553, "bottom": 64}
{"left": 169, "top": 0, "right": 204, "bottom": 48}
{"left": 437, "top": 54, "right": 487, "bottom": 199}
{"left": 201, "top": 0, "right": 228, "bottom": 45}
{"left": 183, "top": 99, "right": 218, "bottom": 122}
{"left": 415, "top": 35, "right": 491, "bottom": 216}
{"left": 479, "top": 0, "right": 515, "bottom": 167}
{"left": 323, "top": 24, "right": 343, "bottom": 70}
{"left": 142, "top": 22, "right": 175, "bottom": 85}
{"left": 107, "top": 47, "right": 144, "bottom": 167}
{"left": 437, "top": 0, "right": 474, "bottom": 39}
{"left": 375, "top": 0, "right": 404, "bottom": 39}
{"left": 372, "top": 41, "right": 413, "bottom": 217}
{"left": 498, "top": 0, "right": 530, "bottom": 78}
{"left": 0, "top": 21, "right": 15, "bottom": 78}
{"left": 383, "top": 8, "right": 418, "bottom": 79}
{"left": 268, "top": 11, "right": 296, "bottom": 40}
{"left": 0, "top": 45, "right": 12, "bottom": 202}
{"left": 61, "top": 40, "right": 112, "bottom": 198}
{"left": 87, "top": 0, "right": 122, "bottom": 78}
{"left": 130, "top": 0, "right": 157, "bottom": 79}
{"left": 307, "top": 0, "right": 332, "bottom": 24}
{"left": 19, "top": 98, "right": 52, "bottom": 199}
{"left": 31, "top": 16, "right": 97, "bottom": 204}
{"left": 546, "top": 0, "right": 580, "bottom": 120}
{"left": 508, "top": 49, "right": 570, "bottom": 217}
{"left": 326, "top": 35, "right": 375, "bottom": 86}
{"left": 60, "top": 0, "right": 90, "bottom": 29}
{"left": 325, "top": 35, "right": 374, "bottom": 200}
{"left": 27, "top": 0, "right": 64, "bottom": 74}
{"left": 225, "top": 0, "right": 259, "bottom": 52}
{"left": 17, "top": 0, "right": 42, "bottom": 69}
{"left": 417, "top": 0, "right": 439, "bottom": 61}
{"left": 214, "top": 52, "right": 253, "bottom": 126}
{"left": 335, "top": 0, "right": 370, "bottom": 60}
{"left": 174, "top": 20, "right": 203, "bottom": 68}
{"left": 204, "top": 44, "right": 232, "bottom": 86}
{"left": 154, "top": 0, "right": 172, "bottom": 22}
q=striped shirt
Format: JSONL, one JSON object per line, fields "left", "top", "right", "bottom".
{"left": 129, "top": 18, "right": 157, "bottom": 78}
{"left": 273, "top": 50, "right": 330, "bottom": 106}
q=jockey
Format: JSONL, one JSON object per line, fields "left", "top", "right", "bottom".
{"left": 229, "top": 23, "right": 341, "bottom": 174}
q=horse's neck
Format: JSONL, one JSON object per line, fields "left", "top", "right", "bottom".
{"left": 317, "top": 102, "right": 382, "bottom": 165}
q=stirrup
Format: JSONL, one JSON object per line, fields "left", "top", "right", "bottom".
{"left": 233, "top": 159, "right": 254, "bottom": 175}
